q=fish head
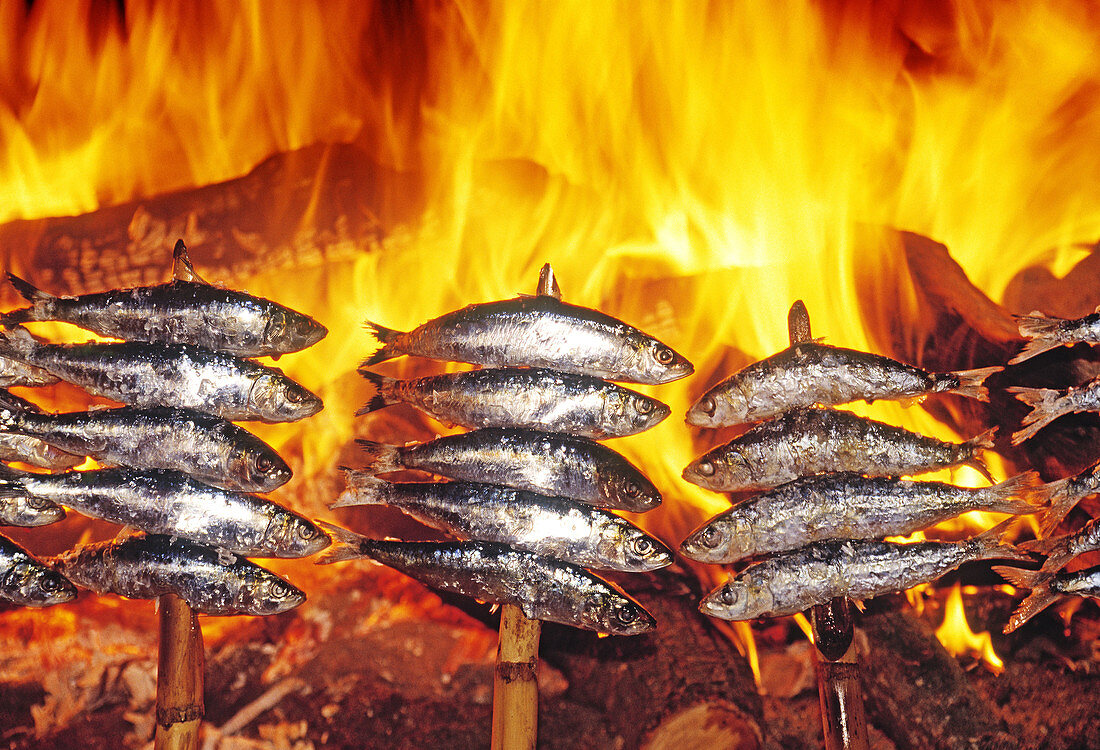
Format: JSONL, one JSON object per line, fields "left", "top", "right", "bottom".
{"left": 598, "top": 468, "right": 661, "bottom": 512}
{"left": 682, "top": 447, "right": 755, "bottom": 492}
{"left": 580, "top": 591, "right": 656, "bottom": 635}
{"left": 600, "top": 391, "right": 671, "bottom": 437}
{"left": 2, "top": 561, "right": 77, "bottom": 607}
{"left": 680, "top": 514, "right": 754, "bottom": 563}
{"left": 600, "top": 526, "right": 674, "bottom": 572}
{"left": 699, "top": 576, "right": 772, "bottom": 621}
{"left": 248, "top": 373, "right": 324, "bottom": 422}
{"left": 234, "top": 569, "right": 306, "bottom": 615}
{"left": 1, "top": 495, "right": 66, "bottom": 527}
{"left": 264, "top": 309, "right": 328, "bottom": 354}
{"left": 631, "top": 337, "right": 694, "bottom": 385}
{"left": 264, "top": 512, "right": 331, "bottom": 557}
{"left": 229, "top": 446, "right": 292, "bottom": 493}
{"left": 685, "top": 381, "right": 748, "bottom": 428}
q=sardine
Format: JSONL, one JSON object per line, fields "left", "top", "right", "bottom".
{"left": 0, "top": 389, "right": 84, "bottom": 470}
{"left": 0, "top": 394, "right": 291, "bottom": 492}
{"left": 1, "top": 271, "right": 326, "bottom": 358}
{"left": 1008, "top": 380, "right": 1100, "bottom": 445}
{"left": 686, "top": 342, "right": 1000, "bottom": 427}
{"left": 336, "top": 473, "right": 672, "bottom": 572}
{"left": 0, "top": 354, "right": 58, "bottom": 388}
{"left": 681, "top": 472, "right": 1044, "bottom": 563}
{"left": 363, "top": 295, "right": 693, "bottom": 385}
{"left": 682, "top": 407, "right": 995, "bottom": 492}
{"left": 995, "top": 564, "right": 1100, "bottom": 633}
{"left": 1032, "top": 460, "right": 1100, "bottom": 536}
{"left": 1010, "top": 310, "right": 1100, "bottom": 364}
{"left": 356, "top": 428, "right": 660, "bottom": 512}
{"left": 0, "top": 486, "right": 65, "bottom": 527}
{"left": 1021, "top": 516, "right": 1100, "bottom": 584}
{"left": 358, "top": 367, "right": 670, "bottom": 440}
{"left": 700, "top": 525, "right": 1026, "bottom": 620}
{"left": 0, "top": 533, "right": 75, "bottom": 606}
{"left": 0, "top": 467, "right": 328, "bottom": 558}
{"left": 317, "top": 523, "right": 655, "bottom": 635}
{"left": 0, "top": 328, "right": 322, "bottom": 422}
{"left": 52, "top": 533, "right": 305, "bottom": 615}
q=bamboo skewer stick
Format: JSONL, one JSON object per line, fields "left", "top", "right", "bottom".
{"left": 155, "top": 593, "right": 205, "bottom": 750}
{"left": 787, "top": 301, "right": 869, "bottom": 750}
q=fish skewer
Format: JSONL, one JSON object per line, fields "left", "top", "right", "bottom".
{"left": 0, "top": 533, "right": 75, "bottom": 606}
{"left": 0, "top": 394, "right": 292, "bottom": 492}
{"left": 683, "top": 406, "right": 995, "bottom": 493}
{"left": 0, "top": 328, "right": 322, "bottom": 422}
{"left": 336, "top": 473, "right": 673, "bottom": 572}
{"left": 52, "top": 534, "right": 305, "bottom": 616}
{"left": 0, "top": 241, "right": 327, "bottom": 358}
{"left": 1010, "top": 310, "right": 1100, "bottom": 364}
{"left": 686, "top": 341, "right": 1000, "bottom": 428}
{"left": 0, "top": 467, "right": 328, "bottom": 558}
{"left": 357, "top": 427, "right": 660, "bottom": 512}
{"left": 358, "top": 367, "right": 670, "bottom": 439}
{"left": 1008, "top": 380, "right": 1100, "bottom": 445}
{"left": 995, "top": 564, "right": 1100, "bottom": 633}
{"left": 363, "top": 294, "right": 693, "bottom": 385}
{"left": 317, "top": 523, "right": 655, "bottom": 635}
{"left": 680, "top": 472, "right": 1045, "bottom": 563}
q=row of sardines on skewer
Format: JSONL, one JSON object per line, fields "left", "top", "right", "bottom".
{"left": 0, "top": 241, "right": 329, "bottom": 615}
{"left": 678, "top": 304, "right": 1100, "bottom": 631}
{"left": 319, "top": 268, "right": 692, "bottom": 635}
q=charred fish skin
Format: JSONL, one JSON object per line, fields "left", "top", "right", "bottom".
{"left": 996, "top": 564, "right": 1100, "bottom": 633}
{"left": 317, "top": 526, "right": 655, "bottom": 635}
{"left": 0, "top": 533, "right": 75, "bottom": 607}
{"left": 686, "top": 342, "right": 999, "bottom": 427}
{"left": 1009, "top": 379, "right": 1100, "bottom": 445}
{"left": 1034, "top": 460, "right": 1100, "bottom": 535}
{"left": 0, "top": 354, "right": 58, "bottom": 388}
{"left": 338, "top": 474, "right": 673, "bottom": 572}
{"left": 1010, "top": 311, "right": 1100, "bottom": 364}
{"left": 680, "top": 472, "right": 1040, "bottom": 563}
{"left": 363, "top": 295, "right": 693, "bottom": 385}
{"left": 2, "top": 274, "right": 327, "bottom": 358}
{"left": 0, "top": 330, "right": 322, "bottom": 423}
{"left": 357, "top": 427, "right": 660, "bottom": 512}
{"left": 682, "top": 407, "right": 994, "bottom": 492}
{"left": 52, "top": 534, "right": 305, "bottom": 615}
{"left": 359, "top": 367, "right": 670, "bottom": 439}
{"left": 7, "top": 468, "right": 328, "bottom": 558}
{"left": 700, "top": 533, "right": 1026, "bottom": 621}
{"left": 0, "top": 398, "right": 291, "bottom": 492}
{"left": 1025, "top": 517, "right": 1100, "bottom": 583}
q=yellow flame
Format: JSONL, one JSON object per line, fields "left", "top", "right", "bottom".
{"left": 934, "top": 583, "right": 1003, "bottom": 673}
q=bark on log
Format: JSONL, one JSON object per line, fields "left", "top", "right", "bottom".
{"left": 0, "top": 142, "right": 418, "bottom": 303}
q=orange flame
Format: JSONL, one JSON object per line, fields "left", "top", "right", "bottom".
{"left": 935, "top": 583, "right": 1004, "bottom": 673}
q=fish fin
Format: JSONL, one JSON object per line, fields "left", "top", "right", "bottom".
{"left": 354, "top": 439, "right": 403, "bottom": 474}
{"left": 0, "top": 326, "right": 39, "bottom": 361}
{"left": 976, "top": 471, "right": 1046, "bottom": 515}
{"left": 1033, "top": 537, "right": 1078, "bottom": 584}
{"left": 313, "top": 520, "right": 371, "bottom": 565}
{"left": 355, "top": 370, "right": 397, "bottom": 415}
{"left": 0, "top": 274, "right": 52, "bottom": 326}
{"left": 536, "top": 263, "right": 562, "bottom": 300}
{"left": 1036, "top": 477, "right": 1078, "bottom": 537}
{"left": 1006, "top": 386, "right": 1063, "bottom": 445}
{"left": 1009, "top": 314, "right": 1069, "bottom": 364}
{"left": 943, "top": 365, "right": 1002, "bottom": 401}
{"left": 992, "top": 566, "right": 1058, "bottom": 633}
{"left": 959, "top": 427, "right": 997, "bottom": 483}
{"left": 972, "top": 518, "right": 1030, "bottom": 563}
{"left": 361, "top": 322, "right": 405, "bottom": 366}
{"left": 332, "top": 471, "right": 396, "bottom": 508}
{"left": 171, "top": 239, "right": 210, "bottom": 284}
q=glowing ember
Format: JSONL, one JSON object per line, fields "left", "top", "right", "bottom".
{"left": 935, "top": 583, "right": 1004, "bottom": 673}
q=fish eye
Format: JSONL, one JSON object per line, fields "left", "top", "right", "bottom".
{"left": 698, "top": 526, "right": 721, "bottom": 548}
{"left": 296, "top": 524, "right": 318, "bottom": 540}
{"left": 719, "top": 587, "right": 737, "bottom": 606}
{"left": 696, "top": 460, "right": 715, "bottom": 477}
{"left": 612, "top": 602, "right": 639, "bottom": 625}
{"left": 654, "top": 346, "right": 675, "bottom": 365}
{"left": 699, "top": 396, "right": 716, "bottom": 416}
{"left": 255, "top": 455, "right": 275, "bottom": 473}
{"left": 285, "top": 388, "right": 303, "bottom": 404}
{"left": 39, "top": 576, "right": 59, "bottom": 592}
{"left": 631, "top": 537, "right": 655, "bottom": 556}
{"left": 622, "top": 481, "right": 641, "bottom": 498}
{"left": 634, "top": 397, "right": 654, "bottom": 415}
{"left": 270, "top": 581, "right": 292, "bottom": 599}
{"left": 28, "top": 497, "right": 53, "bottom": 510}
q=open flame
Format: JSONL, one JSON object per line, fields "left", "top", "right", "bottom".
{"left": 935, "top": 583, "right": 1004, "bottom": 673}
{"left": 2, "top": 0, "right": 1098, "bottom": 672}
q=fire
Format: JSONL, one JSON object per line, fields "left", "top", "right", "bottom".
{"left": 935, "top": 583, "right": 1004, "bottom": 673}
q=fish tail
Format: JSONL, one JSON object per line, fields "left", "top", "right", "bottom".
{"left": 355, "top": 370, "right": 398, "bottom": 416}
{"left": 975, "top": 471, "right": 1046, "bottom": 516}
{"left": 1008, "top": 314, "right": 1067, "bottom": 364}
{"left": 971, "top": 517, "right": 1030, "bottom": 563}
{"left": 1036, "top": 477, "right": 1077, "bottom": 537}
{"left": 0, "top": 274, "right": 53, "bottom": 326}
{"left": 941, "top": 365, "right": 1002, "bottom": 401}
{"left": 1006, "top": 386, "right": 1063, "bottom": 445}
{"left": 960, "top": 427, "right": 996, "bottom": 482}
{"left": 354, "top": 439, "right": 403, "bottom": 474}
{"left": 313, "top": 520, "right": 372, "bottom": 564}
{"left": 331, "top": 470, "right": 396, "bottom": 508}
{"left": 361, "top": 321, "right": 405, "bottom": 366}
{"left": 992, "top": 565, "right": 1058, "bottom": 633}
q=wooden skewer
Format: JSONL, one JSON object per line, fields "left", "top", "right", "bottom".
{"left": 787, "top": 301, "right": 869, "bottom": 750}
{"left": 155, "top": 593, "right": 205, "bottom": 750}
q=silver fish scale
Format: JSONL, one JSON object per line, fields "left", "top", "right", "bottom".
{"left": 351, "top": 539, "right": 654, "bottom": 635}
{"left": 0, "top": 405, "right": 289, "bottom": 492}
{"left": 684, "top": 473, "right": 1011, "bottom": 562}
{"left": 396, "top": 428, "right": 658, "bottom": 511}
{"left": 687, "top": 408, "right": 976, "bottom": 492}
{"left": 1048, "top": 517, "right": 1100, "bottom": 566}
{"left": 383, "top": 368, "right": 667, "bottom": 439}
{"left": 1054, "top": 565, "right": 1100, "bottom": 598}
{"left": 18, "top": 468, "right": 324, "bottom": 557}
{"left": 348, "top": 478, "right": 670, "bottom": 571}
{"left": 52, "top": 534, "right": 303, "bottom": 615}
{"left": 707, "top": 537, "right": 996, "bottom": 619}
{"left": 0, "top": 355, "right": 57, "bottom": 387}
